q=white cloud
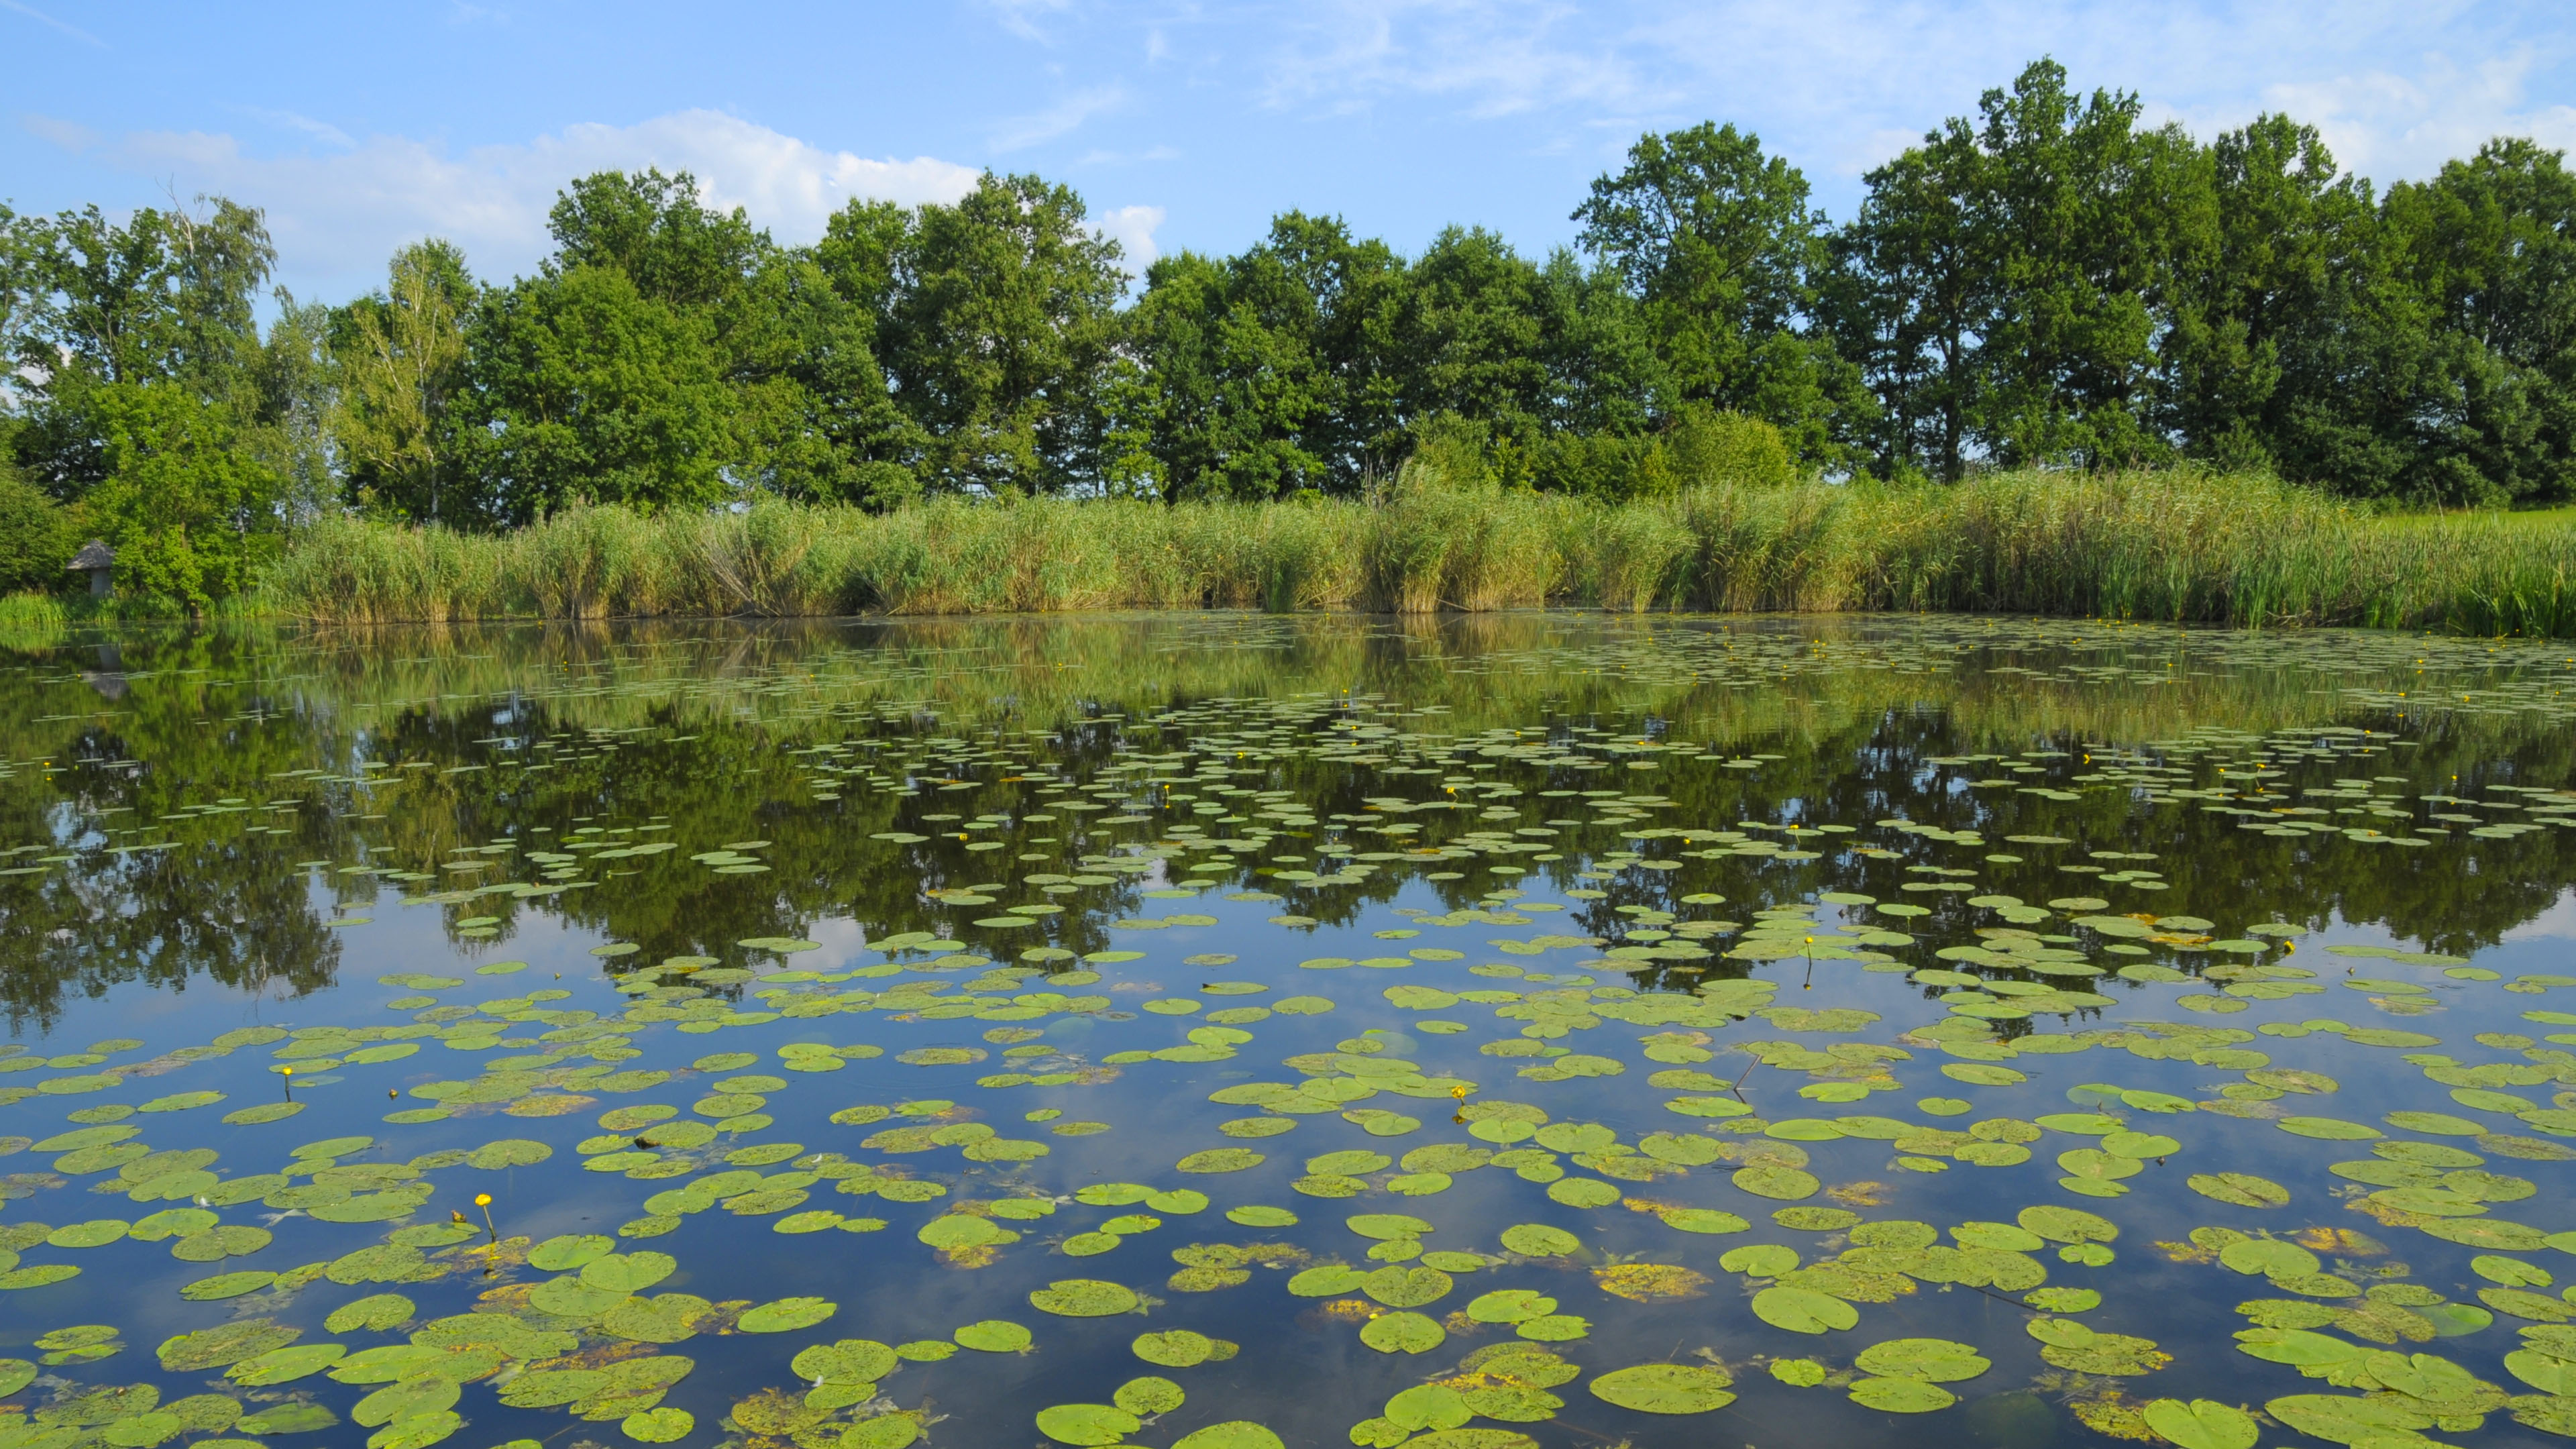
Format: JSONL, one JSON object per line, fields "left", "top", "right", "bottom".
{"left": 1263, "top": 0, "right": 1652, "bottom": 119}
{"left": 991, "top": 85, "right": 1130, "bottom": 151}
{"left": 236, "top": 106, "right": 356, "bottom": 150}
{"left": 1238, "top": 0, "right": 2576, "bottom": 195}
{"left": 985, "top": 0, "right": 1077, "bottom": 42}
{"left": 2256, "top": 51, "right": 2576, "bottom": 182}
{"left": 21, "top": 113, "right": 99, "bottom": 152}
{"left": 0, "top": 0, "right": 103, "bottom": 48}
{"left": 1093, "top": 203, "right": 1166, "bottom": 266}
{"left": 49, "top": 108, "right": 982, "bottom": 298}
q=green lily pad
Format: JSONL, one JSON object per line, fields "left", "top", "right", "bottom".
{"left": 1035, "top": 1404, "right": 1140, "bottom": 1446}
{"left": 227, "top": 1344, "right": 347, "bottom": 1385}
{"left": 736, "top": 1297, "right": 837, "bottom": 1333}
{"left": 366, "top": 1409, "right": 460, "bottom": 1449}
{"left": 1115, "top": 1377, "right": 1184, "bottom": 1415}
{"left": 529, "top": 1234, "right": 616, "bottom": 1272}
{"left": 2187, "top": 1173, "right": 2290, "bottom": 1208}
{"left": 622, "top": 1407, "right": 693, "bottom": 1443}
{"left": 1363, "top": 1265, "right": 1453, "bottom": 1307}
{"left": 1133, "top": 1329, "right": 1220, "bottom": 1366}
{"left": 48, "top": 1220, "right": 129, "bottom": 1248}
{"left": 181, "top": 1271, "right": 277, "bottom": 1301}
{"left": 1500, "top": 1224, "right": 1579, "bottom": 1256}
{"left": 1546, "top": 1178, "right": 1621, "bottom": 1208}
{"left": 1752, "top": 1287, "right": 1858, "bottom": 1334}
{"left": 2277, "top": 1116, "right": 2380, "bottom": 1140}
{"left": 1848, "top": 1378, "right": 1955, "bottom": 1413}
{"left": 1466, "top": 1290, "right": 1557, "bottom": 1323}
{"left": 1720, "top": 1244, "right": 1799, "bottom": 1276}
{"left": 1587, "top": 1363, "right": 1736, "bottom": 1413}
{"left": 1030, "top": 1279, "right": 1139, "bottom": 1317}
{"left": 1287, "top": 1265, "right": 1368, "bottom": 1297}
{"left": 955, "top": 1320, "right": 1034, "bottom": 1352}
{"left": 1176, "top": 1148, "right": 1263, "bottom": 1173}
{"left": 1854, "top": 1338, "right": 1990, "bottom": 1383}
{"left": 2220, "top": 1239, "right": 2319, "bottom": 1277}
{"left": 1359, "top": 1311, "right": 1446, "bottom": 1354}
{"left": 2141, "top": 1399, "right": 2259, "bottom": 1449}
{"left": 354, "top": 1376, "right": 460, "bottom": 1428}
{"left": 1349, "top": 1213, "right": 1434, "bottom": 1240}
{"left": 581, "top": 1252, "right": 678, "bottom": 1293}
{"left": 2019, "top": 1205, "right": 2118, "bottom": 1244}
{"left": 159, "top": 1319, "right": 300, "bottom": 1371}
{"left": 1733, "top": 1167, "right": 1820, "bottom": 1200}
{"left": 324, "top": 1295, "right": 416, "bottom": 1334}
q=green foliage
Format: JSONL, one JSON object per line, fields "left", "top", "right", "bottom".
{"left": 331, "top": 242, "right": 474, "bottom": 523}
{"left": 11, "top": 57, "right": 2576, "bottom": 561}
{"left": 1, "top": 197, "right": 301, "bottom": 606}
{"left": 1574, "top": 121, "right": 1873, "bottom": 462}
{"left": 0, "top": 466, "right": 80, "bottom": 593}
{"left": 849, "top": 172, "right": 1128, "bottom": 496}
{"left": 458, "top": 264, "right": 733, "bottom": 522}
{"left": 1828, "top": 59, "right": 2576, "bottom": 504}
{"left": 252, "top": 472, "right": 2576, "bottom": 639}
{"left": 81, "top": 382, "right": 283, "bottom": 609}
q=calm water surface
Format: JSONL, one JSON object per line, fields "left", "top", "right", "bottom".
{"left": 0, "top": 613, "right": 2573, "bottom": 1449}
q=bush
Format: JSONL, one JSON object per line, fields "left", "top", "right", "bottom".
{"left": 0, "top": 471, "right": 80, "bottom": 594}
{"left": 1666, "top": 406, "right": 1798, "bottom": 489}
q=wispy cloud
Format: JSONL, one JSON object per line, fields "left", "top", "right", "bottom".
{"left": 0, "top": 0, "right": 103, "bottom": 48}
{"left": 985, "top": 0, "right": 1077, "bottom": 42}
{"left": 990, "top": 85, "right": 1130, "bottom": 150}
{"left": 21, "top": 113, "right": 100, "bottom": 152}
{"left": 35, "top": 109, "right": 981, "bottom": 296}
{"left": 1228, "top": 0, "right": 2576, "bottom": 189}
{"left": 1077, "top": 144, "right": 1180, "bottom": 166}
{"left": 235, "top": 107, "right": 356, "bottom": 149}
{"left": 1259, "top": 0, "right": 1652, "bottom": 119}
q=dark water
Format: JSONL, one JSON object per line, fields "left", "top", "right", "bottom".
{"left": 0, "top": 612, "right": 2573, "bottom": 1449}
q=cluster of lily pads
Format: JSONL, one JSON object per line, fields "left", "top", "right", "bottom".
{"left": 0, "top": 616, "right": 2573, "bottom": 1449}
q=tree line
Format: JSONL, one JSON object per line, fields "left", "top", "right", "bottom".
{"left": 3, "top": 59, "right": 2573, "bottom": 604}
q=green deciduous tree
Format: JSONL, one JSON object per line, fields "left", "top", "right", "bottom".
{"left": 333, "top": 241, "right": 474, "bottom": 522}
{"left": 456, "top": 264, "right": 734, "bottom": 521}
{"left": 1, "top": 197, "right": 293, "bottom": 604}
{"left": 1574, "top": 122, "right": 1872, "bottom": 462}
{"left": 837, "top": 172, "right": 1128, "bottom": 495}
{"left": 81, "top": 380, "right": 282, "bottom": 607}
{"left": 2378, "top": 139, "right": 2576, "bottom": 504}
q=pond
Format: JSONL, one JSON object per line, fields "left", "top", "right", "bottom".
{"left": 0, "top": 611, "right": 2573, "bottom": 1449}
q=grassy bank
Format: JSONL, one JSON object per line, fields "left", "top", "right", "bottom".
{"left": 18, "top": 468, "right": 2576, "bottom": 636}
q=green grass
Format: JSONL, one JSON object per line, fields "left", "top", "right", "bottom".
{"left": 14, "top": 466, "right": 2573, "bottom": 638}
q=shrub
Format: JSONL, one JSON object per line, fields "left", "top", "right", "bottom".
{"left": 0, "top": 472, "right": 79, "bottom": 594}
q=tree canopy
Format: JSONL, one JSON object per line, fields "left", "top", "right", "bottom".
{"left": 7, "top": 58, "right": 2576, "bottom": 604}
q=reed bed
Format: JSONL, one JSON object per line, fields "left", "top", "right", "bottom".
{"left": 126, "top": 468, "right": 2576, "bottom": 639}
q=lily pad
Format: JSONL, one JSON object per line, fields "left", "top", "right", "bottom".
{"left": 736, "top": 1297, "right": 837, "bottom": 1333}
{"left": 1849, "top": 1379, "right": 1956, "bottom": 1412}
{"left": 1035, "top": 1404, "right": 1139, "bottom": 1446}
{"left": 1030, "top": 1279, "right": 1140, "bottom": 1317}
{"left": 1358, "top": 1311, "right": 1446, "bottom": 1354}
{"left": 1854, "top": 1338, "right": 1989, "bottom": 1383}
{"left": 1752, "top": 1287, "right": 1858, "bottom": 1334}
{"left": 955, "top": 1320, "right": 1034, "bottom": 1352}
{"left": 1499, "top": 1224, "right": 1579, "bottom": 1256}
{"left": 1587, "top": 1363, "right": 1736, "bottom": 1414}
{"left": 2140, "top": 1399, "right": 2259, "bottom": 1449}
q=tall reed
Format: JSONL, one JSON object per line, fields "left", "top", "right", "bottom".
{"left": 221, "top": 470, "right": 2576, "bottom": 638}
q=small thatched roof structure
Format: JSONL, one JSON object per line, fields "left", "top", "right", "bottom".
{"left": 68, "top": 540, "right": 113, "bottom": 572}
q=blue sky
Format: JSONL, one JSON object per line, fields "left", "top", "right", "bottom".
{"left": 7, "top": 1, "right": 2575, "bottom": 304}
